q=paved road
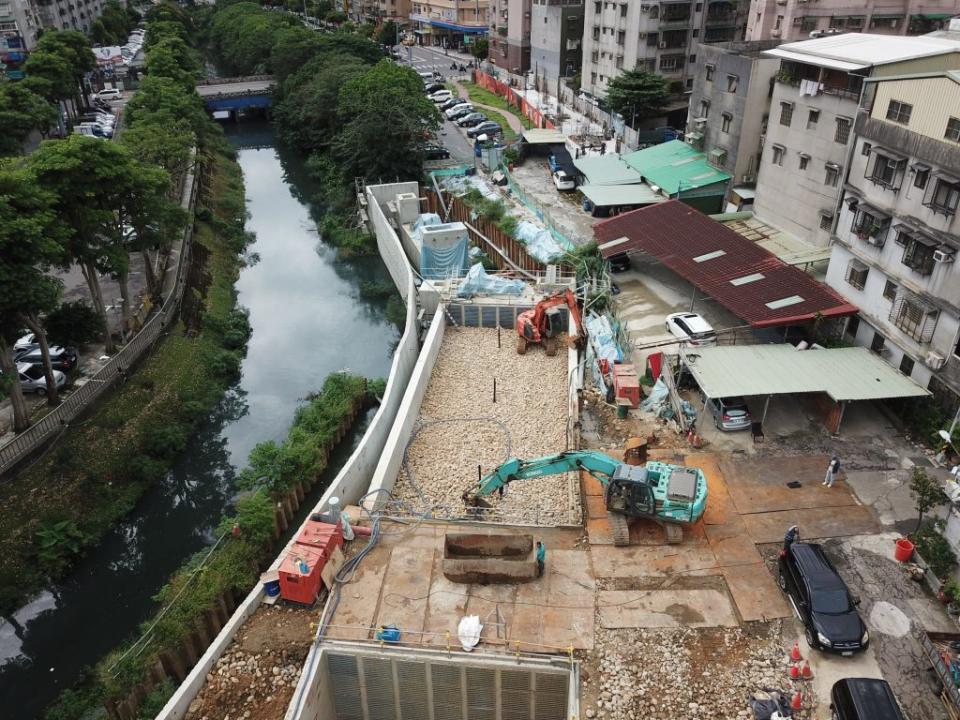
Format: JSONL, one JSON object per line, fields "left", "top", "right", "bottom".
{"left": 196, "top": 79, "right": 274, "bottom": 97}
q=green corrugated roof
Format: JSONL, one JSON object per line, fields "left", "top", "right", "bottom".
{"left": 572, "top": 155, "right": 644, "bottom": 186}
{"left": 680, "top": 345, "right": 929, "bottom": 402}
{"left": 623, "top": 140, "right": 731, "bottom": 195}
{"left": 579, "top": 183, "right": 665, "bottom": 207}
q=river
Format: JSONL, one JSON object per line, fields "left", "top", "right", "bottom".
{"left": 0, "top": 120, "right": 399, "bottom": 719}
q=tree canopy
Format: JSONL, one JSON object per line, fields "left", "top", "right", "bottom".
{"left": 0, "top": 84, "right": 57, "bottom": 155}
{"left": 604, "top": 68, "right": 670, "bottom": 124}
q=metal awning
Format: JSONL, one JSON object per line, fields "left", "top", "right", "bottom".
{"left": 680, "top": 345, "right": 930, "bottom": 402}
{"left": 579, "top": 183, "right": 666, "bottom": 208}
{"left": 522, "top": 128, "right": 567, "bottom": 144}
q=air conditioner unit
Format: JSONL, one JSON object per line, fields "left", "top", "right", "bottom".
{"left": 639, "top": 32, "right": 647, "bottom": 38}
{"left": 658, "top": 41, "right": 667, "bottom": 48}
{"left": 934, "top": 248, "right": 956, "bottom": 263}
{"left": 742, "top": 174, "right": 756, "bottom": 183}
{"left": 865, "top": 235, "right": 885, "bottom": 248}
{"left": 926, "top": 351, "right": 947, "bottom": 370}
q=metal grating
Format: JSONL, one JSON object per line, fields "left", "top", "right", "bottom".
{"left": 361, "top": 657, "right": 396, "bottom": 720}
{"left": 534, "top": 672, "right": 570, "bottom": 720}
{"left": 501, "top": 669, "right": 533, "bottom": 720}
{"left": 328, "top": 654, "right": 363, "bottom": 720}
{"left": 397, "top": 661, "right": 430, "bottom": 720}
{"left": 432, "top": 663, "right": 465, "bottom": 720}
{"left": 466, "top": 667, "right": 497, "bottom": 720}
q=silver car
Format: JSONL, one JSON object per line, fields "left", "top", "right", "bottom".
{"left": 16, "top": 362, "right": 67, "bottom": 395}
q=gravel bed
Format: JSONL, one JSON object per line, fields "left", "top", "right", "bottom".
{"left": 394, "top": 327, "right": 580, "bottom": 525}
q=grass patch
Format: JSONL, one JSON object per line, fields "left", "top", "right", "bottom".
{"left": 0, "top": 145, "right": 250, "bottom": 617}
{"left": 460, "top": 81, "right": 534, "bottom": 133}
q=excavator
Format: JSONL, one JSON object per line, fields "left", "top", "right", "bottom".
{"left": 515, "top": 288, "right": 583, "bottom": 356}
{"left": 463, "top": 450, "right": 708, "bottom": 546}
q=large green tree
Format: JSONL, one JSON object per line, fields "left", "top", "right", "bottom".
{"left": 604, "top": 68, "right": 669, "bottom": 125}
{"left": 0, "top": 162, "right": 67, "bottom": 415}
{"left": 145, "top": 36, "right": 199, "bottom": 90}
{"left": 0, "top": 84, "right": 57, "bottom": 155}
{"left": 333, "top": 60, "right": 440, "bottom": 181}
{"left": 269, "top": 26, "right": 325, "bottom": 82}
{"left": 376, "top": 20, "right": 400, "bottom": 48}
{"left": 124, "top": 75, "right": 208, "bottom": 137}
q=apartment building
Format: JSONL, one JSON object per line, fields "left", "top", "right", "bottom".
{"left": 488, "top": 0, "right": 530, "bottom": 72}
{"left": 350, "top": 0, "right": 413, "bottom": 22}
{"left": 753, "top": 33, "right": 960, "bottom": 247}
{"left": 530, "top": 0, "right": 584, "bottom": 81}
{"left": 746, "top": 0, "right": 958, "bottom": 44}
{"left": 825, "top": 70, "right": 960, "bottom": 411}
{"left": 0, "top": 0, "right": 109, "bottom": 51}
{"left": 580, "top": 0, "right": 748, "bottom": 98}
{"left": 685, "top": 40, "right": 779, "bottom": 185}
{"left": 410, "top": 0, "right": 489, "bottom": 47}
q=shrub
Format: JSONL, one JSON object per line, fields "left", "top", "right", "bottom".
{"left": 497, "top": 215, "right": 518, "bottom": 237}
{"left": 913, "top": 522, "right": 957, "bottom": 578}
{"left": 43, "top": 300, "right": 105, "bottom": 348}
{"left": 130, "top": 455, "right": 167, "bottom": 485}
{"left": 143, "top": 423, "right": 189, "bottom": 460}
{"left": 209, "top": 349, "right": 242, "bottom": 381}
{"left": 34, "top": 520, "right": 88, "bottom": 573}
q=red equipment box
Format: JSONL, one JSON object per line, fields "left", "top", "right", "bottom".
{"left": 295, "top": 519, "right": 343, "bottom": 558}
{"left": 278, "top": 545, "right": 325, "bottom": 605}
{"left": 613, "top": 363, "right": 641, "bottom": 408}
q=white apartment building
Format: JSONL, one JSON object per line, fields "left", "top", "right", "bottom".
{"left": 580, "top": 0, "right": 748, "bottom": 98}
{"left": 0, "top": 0, "right": 110, "bottom": 52}
{"left": 746, "top": 0, "right": 959, "bottom": 44}
{"left": 825, "top": 70, "right": 960, "bottom": 412}
{"left": 753, "top": 33, "right": 960, "bottom": 247}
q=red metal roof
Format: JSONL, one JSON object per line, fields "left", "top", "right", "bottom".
{"left": 594, "top": 201, "right": 858, "bottom": 328}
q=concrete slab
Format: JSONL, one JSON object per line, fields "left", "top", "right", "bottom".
{"left": 590, "top": 543, "right": 718, "bottom": 578}
{"left": 907, "top": 597, "right": 960, "bottom": 634}
{"left": 741, "top": 505, "right": 879, "bottom": 543}
{"left": 705, "top": 528, "right": 763, "bottom": 568}
{"left": 466, "top": 583, "right": 516, "bottom": 646}
{"left": 721, "top": 563, "right": 792, "bottom": 622}
{"left": 598, "top": 589, "right": 738, "bottom": 629}
{"left": 422, "top": 550, "right": 469, "bottom": 647}
{"left": 721, "top": 455, "right": 861, "bottom": 514}
{"left": 374, "top": 546, "right": 435, "bottom": 639}
{"left": 538, "top": 550, "right": 595, "bottom": 651}
{"left": 326, "top": 547, "right": 390, "bottom": 641}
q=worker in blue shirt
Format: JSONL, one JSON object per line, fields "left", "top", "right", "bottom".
{"left": 536, "top": 540, "right": 545, "bottom": 577}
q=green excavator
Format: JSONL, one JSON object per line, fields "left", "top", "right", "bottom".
{"left": 463, "top": 450, "right": 708, "bottom": 546}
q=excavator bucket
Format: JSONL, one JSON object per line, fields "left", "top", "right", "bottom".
{"left": 461, "top": 490, "right": 493, "bottom": 509}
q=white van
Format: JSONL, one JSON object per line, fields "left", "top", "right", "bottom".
{"left": 97, "top": 87, "right": 121, "bottom": 100}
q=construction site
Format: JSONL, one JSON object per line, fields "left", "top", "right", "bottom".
{"left": 159, "top": 180, "right": 960, "bottom": 720}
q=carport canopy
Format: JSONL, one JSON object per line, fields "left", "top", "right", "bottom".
{"left": 681, "top": 345, "right": 930, "bottom": 402}
{"left": 579, "top": 183, "right": 665, "bottom": 208}
{"left": 522, "top": 128, "right": 567, "bottom": 144}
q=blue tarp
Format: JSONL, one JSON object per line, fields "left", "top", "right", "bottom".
{"left": 457, "top": 263, "right": 527, "bottom": 297}
{"left": 515, "top": 221, "right": 565, "bottom": 264}
{"left": 422, "top": 237, "right": 469, "bottom": 279}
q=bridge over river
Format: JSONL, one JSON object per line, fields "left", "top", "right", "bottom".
{"left": 196, "top": 76, "right": 275, "bottom": 115}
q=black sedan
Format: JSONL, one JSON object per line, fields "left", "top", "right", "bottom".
{"left": 778, "top": 530, "right": 868, "bottom": 654}
{"left": 424, "top": 144, "right": 450, "bottom": 160}
{"left": 467, "top": 121, "right": 501, "bottom": 139}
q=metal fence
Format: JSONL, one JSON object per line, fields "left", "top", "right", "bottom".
{"left": 0, "top": 153, "right": 201, "bottom": 477}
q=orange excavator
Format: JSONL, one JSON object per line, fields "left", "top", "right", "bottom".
{"left": 515, "top": 289, "right": 584, "bottom": 356}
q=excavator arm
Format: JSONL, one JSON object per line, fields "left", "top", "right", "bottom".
{"left": 465, "top": 450, "right": 621, "bottom": 504}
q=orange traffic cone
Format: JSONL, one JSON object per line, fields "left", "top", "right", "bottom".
{"left": 791, "top": 690, "right": 803, "bottom": 711}
{"left": 788, "top": 663, "right": 799, "bottom": 679}
{"left": 790, "top": 641, "right": 802, "bottom": 662}
{"left": 801, "top": 660, "right": 813, "bottom": 679}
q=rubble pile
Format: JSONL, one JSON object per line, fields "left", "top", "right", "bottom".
{"left": 586, "top": 624, "right": 788, "bottom": 720}
{"left": 394, "top": 327, "right": 581, "bottom": 525}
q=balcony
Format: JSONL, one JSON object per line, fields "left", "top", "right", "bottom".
{"left": 705, "top": 12, "right": 736, "bottom": 26}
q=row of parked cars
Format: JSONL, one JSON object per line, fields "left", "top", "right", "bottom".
{"left": 3, "top": 333, "right": 79, "bottom": 395}
{"left": 422, "top": 76, "right": 502, "bottom": 141}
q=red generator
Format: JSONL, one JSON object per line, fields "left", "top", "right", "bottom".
{"left": 295, "top": 519, "right": 343, "bottom": 558}
{"left": 278, "top": 545, "right": 325, "bottom": 605}
{"left": 613, "top": 363, "right": 641, "bottom": 408}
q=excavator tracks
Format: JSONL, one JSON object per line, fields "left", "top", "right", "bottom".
{"left": 608, "top": 512, "right": 631, "bottom": 547}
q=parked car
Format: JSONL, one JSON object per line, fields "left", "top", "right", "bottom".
{"left": 15, "top": 345, "right": 79, "bottom": 372}
{"left": 664, "top": 312, "right": 717, "bottom": 346}
{"left": 429, "top": 90, "right": 452, "bottom": 103}
{"left": 607, "top": 252, "right": 630, "bottom": 272}
{"left": 778, "top": 532, "right": 868, "bottom": 654}
{"left": 830, "top": 678, "right": 904, "bottom": 720}
{"left": 552, "top": 170, "right": 575, "bottom": 191}
{"left": 467, "top": 121, "right": 501, "bottom": 138}
{"left": 445, "top": 102, "right": 472, "bottom": 118}
{"left": 14, "top": 362, "right": 67, "bottom": 395}
{"left": 97, "top": 87, "right": 121, "bottom": 100}
{"left": 14, "top": 332, "right": 38, "bottom": 353}
{"left": 705, "top": 396, "right": 752, "bottom": 431}
{"left": 424, "top": 144, "right": 450, "bottom": 160}
{"left": 77, "top": 122, "right": 113, "bottom": 138}
{"left": 447, "top": 105, "right": 475, "bottom": 121}
{"left": 438, "top": 98, "right": 463, "bottom": 112}
{"left": 424, "top": 82, "right": 445, "bottom": 94}
{"left": 457, "top": 112, "right": 487, "bottom": 127}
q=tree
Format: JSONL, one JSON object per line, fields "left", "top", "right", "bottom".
{"left": 333, "top": 60, "right": 440, "bottom": 182}
{"left": 470, "top": 38, "right": 489, "bottom": 61}
{"left": 0, "top": 84, "right": 57, "bottom": 155}
{"left": 145, "top": 37, "right": 199, "bottom": 90}
{"left": 376, "top": 20, "right": 399, "bottom": 48}
{"left": 43, "top": 301, "right": 104, "bottom": 348}
{"left": 269, "top": 26, "right": 325, "bottom": 82}
{"left": 325, "top": 9, "right": 347, "bottom": 24}
{"left": 604, "top": 68, "right": 669, "bottom": 125}
{"left": 21, "top": 50, "right": 75, "bottom": 103}
{"left": 911, "top": 466, "right": 948, "bottom": 532}
{"left": 0, "top": 162, "right": 67, "bottom": 413}
{"left": 124, "top": 75, "right": 208, "bottom": 137}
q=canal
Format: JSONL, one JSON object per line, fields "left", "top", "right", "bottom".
{"left": 0, "top": 120, "right": 399, "bottom": 719}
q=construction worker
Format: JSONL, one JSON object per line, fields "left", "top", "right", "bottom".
{"left": 535, "top": 540, "right": 545, "bottom": 577}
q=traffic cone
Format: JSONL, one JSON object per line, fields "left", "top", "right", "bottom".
{"left": 790, "top": 641, "right": 802, "bottom": 662}
{"left": 801, "top": 660, "right": 813, "bottom": 679}
{"left": 791, "top": 691, "right": 803, "bottom": 711}
{"left": 788, "top": 663, "right": 799, "bottom": 679}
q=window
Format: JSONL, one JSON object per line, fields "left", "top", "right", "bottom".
{"left": 835, "top": 117, "right": 851, "bottom": 144}
{"left": 806, "top": 109, "right": 819, "bottom": 129}
{"left": 620, "top": 2, "right": 627, "bottom": 16}
{"left": 647, "top": 32, "right": 659, "bottom": 46}
{"left": 868, "top": 154, "right": 905, "bottom": 190}
{"left": 705, "top": 64, "right": 715, "bottom": 81}
{"left": 594, "top": 1, "right": 601, "bottom": 12}
{"left": 825, "top": 163, "right": 841, "bottom": 187}
{"left": 870, "top": 332, "right": 885, "bottom": 354}
{"left": 845, "top": 315, "right": 859, "bottom": 339}
{"left": 615, "top": 55, "right": 624, "bottom": 68}
{"left": 799, "top": 154, "right": 809, "bottom": 170}
{"left": 886, "top": 99, "right": 912, "bottom": 125}
{"left": 591, "top": 71, "right": 597, "bottom": 84}
{"left": 779, "top": 102, "right": 793, "bottom": 126}
{"left": 726, "top": 74, "right": 738, "bottom": 92}
{"left": 852, "top": 206, "right": 889, "bottom": 244}
{"left": 593, "top": 26, "right": 600, "bottom": 40}
{"left": 946, "top": 117, "right": 960, "bottom": 143}
{"left": 690, "top": 55, "right": 696, "bottom": 64}
{"left": 721, "top": 113, "right": 732, "bottom": 133}
{"left": 819, "top": 212, "right": 833, "bottom": 230}
{"left": 924, "top": 178, "right": 960, "bottom": 216}
{"left": 617, "top": 30, "right": 625, "bottom": 44}
{"left": 894, "top": 229, "right": 909, "bottom": 247}
{"left": 899, "top": 355, "right": 915, "bottom": 377}
{"left": 890, "top": 295, "right": 938, "bottom": 342}
{"left": 660, "top": 55, "right": 684, "bottom": 72}
{"left": 845, "top": 260, "right": 869, "bottom": 290}
{"left": 914, "top": 167, "right": 929, "bottom": 189}
{"left": 882, "top": 279, "right": 897, "bottom": 301}
{"left": 775, "top": 14, "right": 783, "bottom": 29}
{"left": 772, "top": 145, "right": 785, "bottom": 166}
{"left": 862, "top": 142, "right": 871, "bottom": 156}
{"left": 902, "top": 236, "right": 937, "bottom": 275}
{"left": 699, "top": 100, "right": 710, "bottom": 118}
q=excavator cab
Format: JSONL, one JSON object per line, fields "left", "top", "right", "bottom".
{"left": 605, "top": 464, "right": 656, "bottom": 518}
